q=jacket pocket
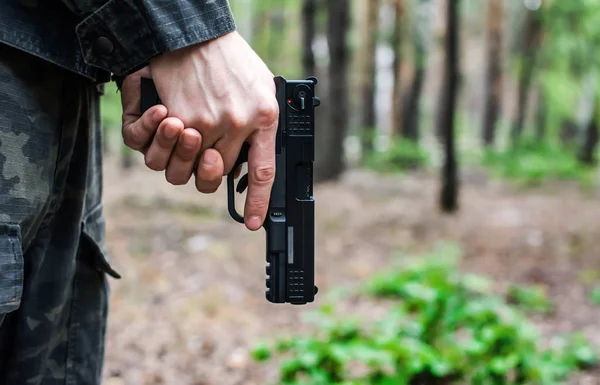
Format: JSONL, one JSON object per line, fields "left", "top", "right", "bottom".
{"left": 0, "top": 223, "right": 24, "bottom": 315}
{"left": 80, "top": 203, "right": 120, "bottom": 279}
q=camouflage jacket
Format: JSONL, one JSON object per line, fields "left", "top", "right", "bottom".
{"left": 0, "top": 0, "right": 237, "bottom": 82}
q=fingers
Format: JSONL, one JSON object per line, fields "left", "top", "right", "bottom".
{"left": 195, "top": 149, "right": 225, "bottom": 193}
{"left": 165, "top": 129, "right": 203, "bottom": 185}
{"left": 243, "top": 130, "right": 277, "bottom": 231}
{"left": 213, "top": 136, "right": 246, "bottom": 176}
{"left": 122, "top": 104, "right": 168, "bottom": 152}
{"left": 234, "top": 164, "right": 243, "bottom": 179}
{"left": 144, "top": 117, "right": 185, "bottom": 171}
{"left": 242, "top": 96, "right": 279, "bottom": 231}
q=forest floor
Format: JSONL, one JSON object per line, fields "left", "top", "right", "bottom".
{"left": 99, "top": 154, "right": 600, "bottom": 385}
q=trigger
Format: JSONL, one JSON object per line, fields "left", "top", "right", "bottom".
{"left": 236, "top": 173, "right": 249, "bottom": 193}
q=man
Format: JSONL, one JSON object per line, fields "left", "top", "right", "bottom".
{"left": 0, "top": 0, "right": 278, "bottom": 383}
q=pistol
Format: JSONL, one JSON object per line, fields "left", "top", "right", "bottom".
{"left": 140, "top": 76, "right": 320, "bottom": 305}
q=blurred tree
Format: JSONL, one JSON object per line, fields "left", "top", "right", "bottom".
{"left": 510, "top": 7, "right": 543, "bottom": 146}
{"left": 302, "top": 0, "right": 318, "bottom": 77}
{"left": 390, "top": 0, "right": 405, "bottom": 139}
{"left": 439, "top": 0, "right": 460, "bottom": 213}
{"left": 121, "top": 147, "right": 134, "bottom": 169}
{"left": 251, "top": 6, "right": 270, "bottom": 60}
{"left": 560, "top": 120, "right": 578, "bottom": 147}
{"left": 360, "top": 0, "right": 381, "bottom": 156}
{"left": 249, "top": 0, "right": 292, "bottom": 73}
{"left": 579, "top": 97, "right": 599, "bottom": 166}
{"left": 267, "top": 8, "right": 286, "bottom": 67}
{"left": 401, "top": 0, "right": 432, "bottom": 142}
{"left": 315, "top": 0, "right": 350, "bottom": 182}
{"left": 535, "top": 89, "right": 547, "bottom": 141}
{"left": 481, "top": 0, "right": 503, "bottom": 148}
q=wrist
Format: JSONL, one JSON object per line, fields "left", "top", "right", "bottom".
{"left": 149, "top": 30, "right": 239, "bottom": 69}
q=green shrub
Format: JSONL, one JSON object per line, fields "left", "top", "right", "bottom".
{"left": 252, "top": 244, "right": 597, "bottom": 385}
{"left": 482, "top": 138, "right": 596, "bottom": 188}
{"left": 364, "top": 138, "right": 429, "bottom": 173}
{"left": 100, "top": 81, "right": 122, "bottom": 131}
{"left": 506, "top": 284, "right": 554, "bottom": 315}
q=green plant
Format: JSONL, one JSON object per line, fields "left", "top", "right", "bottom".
{"left": 506, "top": 284, "right": 554, "bottom": 315}
{"left": 100, "top": 81, "right": 122, "bottom": 131}
{"left": 481, "top": 137, "right": 597, "bottom": 188}
{"left": 364, "top": 137, "right": 430, "bottom": 173}
{"left": 590, "top": 285, "right": 600, "bottom": 306}
{"left": 252, "top": 243, "right": 597, "bottom": 385}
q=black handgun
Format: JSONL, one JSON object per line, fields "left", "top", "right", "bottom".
{"left": 140, "top": 76, "right": 320, "bottom": 305}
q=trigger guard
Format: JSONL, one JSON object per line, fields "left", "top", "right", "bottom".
{"left": 227, "top": 172, "right": 245, "bottom": 223}
{"left": 226, "top": 142, "right": 251, "bottom": 224}
{"left": 236, "top": 173, "right": 249, "bottom": 194}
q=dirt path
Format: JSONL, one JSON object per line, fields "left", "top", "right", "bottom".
{"left": 99, "top": 156, "right": 600, "bottom": 385}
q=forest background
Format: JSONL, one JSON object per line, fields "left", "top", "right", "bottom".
{"left": 98, "top": 0, "right": 600, "bottom": 384}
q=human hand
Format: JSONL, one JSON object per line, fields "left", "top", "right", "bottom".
{"left": 148, "top": 31, "right": 279, "bottom": 231}
{"left": 121, "top": 66, "right": 210, "bottom": 186}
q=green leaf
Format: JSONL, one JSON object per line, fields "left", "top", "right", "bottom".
{"left": 590, "top": 285, "right": 600, "bottom": 305}
{"left": 251, "top": 342, "right": 271, "bottom": 361}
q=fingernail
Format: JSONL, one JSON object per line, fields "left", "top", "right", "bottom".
{"left": 164, "top": 124, "right": 179, "bottom": 139}
{"left": 203, "top": 151, "right": 217, "bottom": 167}
{"left": 248, "top": 216, "right": 262, "bottom": 229}
{"left": 153, "top": 108, "right": 164, "bottom": 121}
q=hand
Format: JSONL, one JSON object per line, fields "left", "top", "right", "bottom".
{"left": 120, "top": 66, "right": 211, "bottom": 186}
{"left": 149, "top": 31, "right": 279, "bottom": 231}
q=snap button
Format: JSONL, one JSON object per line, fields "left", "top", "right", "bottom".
{"left": 95, "top": 36, "right": 114, "bottom": 55}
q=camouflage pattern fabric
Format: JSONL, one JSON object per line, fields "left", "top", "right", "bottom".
{"left": 0, "top": 43, "right": 119, "bottom": 385}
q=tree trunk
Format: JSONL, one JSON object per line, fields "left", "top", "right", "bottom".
{"left": 121, "top": 146, "right": 133, "bottom": 169}
{"left": 439, "top": 0, "right": 460, "bottom": 213}
{"left": 401, "top": 0, "right": 432, "bottom": 142}
{"left": 481, "top": 0, "right": 503, "bottom": 147}
{"left": 302, "top": 0, "right": 317, "bottom": 77}
{"left": 510, "top": 9, "right": 543, "bottom": 146}
{"left": 402, "top": 40, "right": 425, "bottom": 142}
{"left": 314, "top": 0, "right": 350, "bottom": 182}
{"left": 360, "top": 0, "right": 380, "bottom": 156}
{"left": 391, "top": 0, "right": 405, "bottom": 138}
{"left": 579, "top": 99, "right": 599, "bottom": 166}
{"left": 535, "top": 90, "right": 547, "bottom": 142}
{"left": 560, "top": 119, "right": 579, "bottom": 147}
{"left": 267, "top": 9, "right": 286, "bottom": 70}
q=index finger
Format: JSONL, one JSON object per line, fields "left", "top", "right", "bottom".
{"left": 243, "top": 128, "right": 277, "bottom": 231}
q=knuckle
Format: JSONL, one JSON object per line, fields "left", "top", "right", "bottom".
{"left": 144, "top": 155, "right": 163, "bottom": 171}
{"left": 123, "top": 128, "right": 143, "bottom": 149}
{"left": 247, "top": 195, "right": 269, "bottom": 211}
{"left": 226, "top": 110, "right": 248, "bottom": 132}
{"left": 122, "top": 136, "right": 135, "bottom": 149}
{"left": 166, "top": 174, "right": 189, "bottom": 186}
{"left": 252, "top": 165, "right": 275, "bottom": 184}
{"left": 176, "top": 147, "right": 197, "bottom": 162}
{"left": 255, "top": 100, "right": 279, "bottom": 127}
{"left": 198, "top": 115, "right": 217, "bottom": 131}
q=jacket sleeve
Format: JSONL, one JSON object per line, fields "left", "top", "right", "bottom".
{"left": 60, "top": 0, "right": 237, "bottom": 76}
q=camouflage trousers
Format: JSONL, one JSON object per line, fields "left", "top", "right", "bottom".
{"left": 0, "top": 43, "right": 119, "bottom": 384}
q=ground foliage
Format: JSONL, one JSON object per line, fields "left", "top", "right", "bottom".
{"left": 252, "top": 244, "right": 597, "bottom": 385}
